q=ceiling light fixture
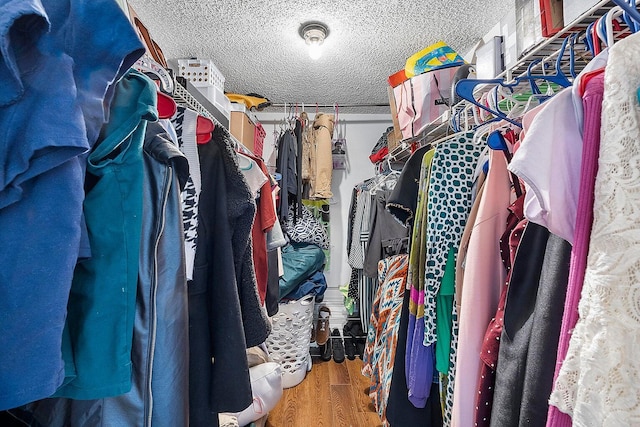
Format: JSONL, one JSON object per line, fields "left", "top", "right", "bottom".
{"left": 299, "top": 22, "right": 329, "bottom": 60}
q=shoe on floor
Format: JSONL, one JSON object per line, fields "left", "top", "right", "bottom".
{"left": 320, "top": 341, "right": 332, "bottom": 361}
{"left": 356, "top": 339, "right": 365, "bottom": 359}
{"left": 316, "top": 305, "right": 331, "bottom": 345}
{"left": 343, "top": 324, "right": 357, "bottom": 360}
{"left": 331, "top": 329, "right": 345, "bottom": 363}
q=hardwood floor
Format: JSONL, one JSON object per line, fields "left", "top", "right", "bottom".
{"left": 266, "top": 358, "right": 382, "bottom": 427}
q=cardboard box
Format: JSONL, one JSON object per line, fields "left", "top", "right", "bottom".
{"left": 387, "top": 85, "right": 403, "bottom": 143}
{"left": 387, "top": 127, "right": 401, "bottom": 152}
{"left": 230, "top": 109, "right": 256, "bottom": 152}
{"left": 540, "top": 0, "right": 564, "bottom": 36}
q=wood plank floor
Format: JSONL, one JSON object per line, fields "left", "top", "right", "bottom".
{"left": 266, "top": 358, "right": 382, "bottom": 427}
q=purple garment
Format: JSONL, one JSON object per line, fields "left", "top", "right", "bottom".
{"left": 406, "top": 315, "right": 434, "bottom": 408}
{"left": 547, "top": 72, "right": 605, "bottom": 427}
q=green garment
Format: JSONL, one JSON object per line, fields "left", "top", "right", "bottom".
{"left": 56, "top": 70, "right": 157, "bottom": 399}
{"left": 435, "top": 245, "right": 456, "bottom": 373}
{"left": 407, "top": 148, "right": 435, "bottom": 318}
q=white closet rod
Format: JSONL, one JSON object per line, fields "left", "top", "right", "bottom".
{"left": 271, "top": 103, "right": 389, "bottom": 108}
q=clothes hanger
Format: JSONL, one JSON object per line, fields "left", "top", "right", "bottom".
{"left": 134, "top": 56, "right": 178, "bottom": 119}
{"left": 596, "top": 15, "right": 609, "bottom": 46}
{"left": 586, "top": 21, "right": 602, "bottom": 56}
{"left": 369, "top": 165, "right": 400, "bottom": 194}
{"left": 612, "top": 0, "right": 640, "bottom": 27}
{"left": 134, "top": 55, "right": 174, "bottom": 94}
{"left": 605, "top": 6, "right": 626, "bottom": 46}
{"left": 486, "top": 130, "right": 523, "bottom": 198}
{"left": 525, "top": 36, "right": 572, "bottom": 94}
{"left": 455, "top": 78, "right": 522, "bottom": 127}
{"left": 196, "top": 115, "right": 214, "bottom": 144}
{"left": 568, "top": 31, "right": 585, "bottom": 79}
{"left": 157, "top": 91, "right": 177, "bottom": 119}
{"left": 472, "top": 120, "right": 494, "bottom": 145}
{"left": 455, "top": 70, "right": 571, "bottom": 128}
{"left": 621, "top": 0, "right": 640, "bottom": 32}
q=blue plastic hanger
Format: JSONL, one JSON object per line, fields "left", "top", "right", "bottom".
{"left": 584, "top": 22, "right": 595, "bottom": 55}
{"left": 487, "top": 129, "right": 524, "bottom": 197}
{"left": 613, "top": 0, "right": 640, "bottom": 27}
{"left": 526, "top": 37, "right": 572, "bottom": 94}
{"left": 450, "top": 107, "right": 461, "bottom": 132}
{"left": 598, "top": 15, "right": 610, "bottom": 46}
{"left": 622, "top": 0, "right": 640, "bottom": 32}
{"left": 585, "top": 21, "right": 603, "bottom": 56}
{"left": 487, "top": 129, "right": 509, "bottom": 151}
{"left": 569, "top": 31, "right": 584, "bottom": 79}
{"left": 456, "top": 78, "right": 524, "bottom": 127}
{"left": 456, "top": 69, "right": 572, "bottom": 129}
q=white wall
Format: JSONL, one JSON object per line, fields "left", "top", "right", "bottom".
{"left": 255, "top": 112, "right": 393, "bottom": 328}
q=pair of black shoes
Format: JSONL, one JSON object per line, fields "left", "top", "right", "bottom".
{"left": 343, "top": 320, "right": 365, "bottom": 360}
{"left": 320, "top": 329, "right": 345, "bottom": 363}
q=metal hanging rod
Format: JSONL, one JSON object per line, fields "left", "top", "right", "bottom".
{"left": 271, "top": 102, "right": 389, "bottom": 108}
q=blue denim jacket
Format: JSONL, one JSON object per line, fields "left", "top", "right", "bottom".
{"left": 0, "top": 0, "right": 144, "bottom": 410}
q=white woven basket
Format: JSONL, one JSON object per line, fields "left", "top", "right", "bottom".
{"left": 265, "top": 294, "right": 314, "bottom": 388}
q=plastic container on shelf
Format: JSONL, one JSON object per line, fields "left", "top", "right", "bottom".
{"left": 265, "top": 294, "right": 315, "bottom": 389}
{"left": 176, "top": 58, "right": 225, "bottom": 90}
{"left": 194, "top": 85, "right": 231, "bottom": 123}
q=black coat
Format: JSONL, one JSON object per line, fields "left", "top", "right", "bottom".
{"left": 190, "top": 127, "right": 271, "bottom": 426}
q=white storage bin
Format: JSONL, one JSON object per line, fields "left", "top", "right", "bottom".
{"left": 176, "top": 58, "right": 225, "bottom": 90}
{"left": 265, "top": 295, "right": 314, "bottom": 389}
{"left": 564, "top": 0, "right": 600, "bottom": 26}
{"left": 194, "top": 85, "right": 231, "bottom": 122}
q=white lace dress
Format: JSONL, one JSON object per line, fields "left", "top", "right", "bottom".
{"left": 549, "top": 32, "right": 640, "bottom": 426}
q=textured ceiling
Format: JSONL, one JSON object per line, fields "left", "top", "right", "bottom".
{"left": 129, "top": 0, "right": 512, "bottom": 112}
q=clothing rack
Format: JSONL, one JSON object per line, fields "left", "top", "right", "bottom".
{"left": 271, "top": 102, "right": 389, "bottom": 108}
{"left": 391, "top": 0, "right": 625, "bottom": 153}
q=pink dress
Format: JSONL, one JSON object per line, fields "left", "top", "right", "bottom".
{"left": 546, "top": 71, "right": 605, "bottom": 427}
{"left": 451, "top": 149, "right": 512, "bottom": 426}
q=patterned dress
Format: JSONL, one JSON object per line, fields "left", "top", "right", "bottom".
{"left": 362, "top": 254, "right": 409, "bottom": 426}
{"left": 422, "top": 132, "right": 485, "bottom": 425}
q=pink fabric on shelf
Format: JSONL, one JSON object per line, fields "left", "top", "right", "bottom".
{"left": 394, "top": 67, "right": 458, "bottom": 140}
{"left": 546, "top": 72, "right": 605, "bottom": 427}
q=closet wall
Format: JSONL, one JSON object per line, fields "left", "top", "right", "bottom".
{"left": 256, "top": 111, "right": 392, "bottom": 327}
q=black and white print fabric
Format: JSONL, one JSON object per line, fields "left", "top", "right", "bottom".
{"left": 172, "top": 106, "right": 202, "bottom": 280}
{"left": 283, "top": 204, "right": 329, "bottom": 250}
{"left": 423, "top": 132, "right": 484, "bottom": 346}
